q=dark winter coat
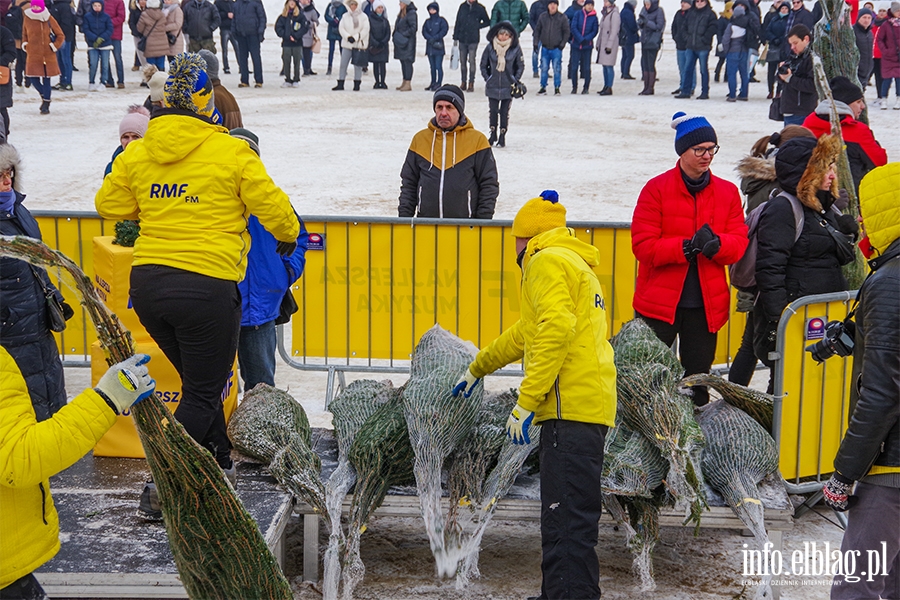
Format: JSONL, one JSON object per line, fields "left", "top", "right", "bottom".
{"left": 780, "top": 46, "right": 815, "bottom": 117}
{"left": 569, "top": 6, "right": 597, "bottom": 49}
{"left": 528, "top": 0, "right": 546, "bottom": 37}
{"left": 214, "top": 0, "right": 233, "bottom": 30}
{"left": 534, "top": 9, "right": 568, "bottom": 49}
{"left": 50, "top": 0, "right": 76, "bottom": 45}
{"left": 367, "top": 8, "right": 390, "bottom": 61}
{"left": 128, "top": 2, "right": 142, "bottom": 37}
{"left": 490, "top": 0, "right": 527, "bottom": 33}
{"left": 182, "top": 0, "right": 220, "bottom": 39}
{"left": 422, "top": 7, "right": 447, "bottom": 55}
{"left": 637, "top": 0, "right": 663, "bottom": 50}
{"left": 670, "top": 7, "right": 688, "bottom": 50}
{"left": 714, "top": 13, "right": 727, "bottom": 56}
{"left": 0, "top": 188, "right": 68, "bottom": 423}
{"left": 781, "top": 5, "right": 814, "bottom": 54}
{"left": 480, "top": 20, "right": 524, "bottom": 98}
{"left": 0, "top": 25, "right": 14, "bottom": 109}
{"left": 763, "top": 11, "right": 788, "bottom": 62}
{"left": 729, "top": 0, "right": 760, "bottom": 50}
{"left": 618, "top": 0, "right": 637, "bottom": 45}
{"left": 4, "top": 1, "right": 22, "bottom": 39}
{"left": 876, "top": 17, "right": 900, "bottom": 79}
{"left": 136, "top": 7, "right": 168, "bottom": 57}
{"left": 275, "top": 10, "right": 306, "bottom": 46}
{"left": 853, "top": 19, "right": 874, "bottom": 81}
{"left": 392, "top": 2, "right": 416, "bottom": 61}
{"left": 684, "top": 3, "right": 716, "bottom": 51}
{"left": 453, "top": 0, "right": 488, "bottom": 44}
{"left": 231, "top": 0, "right": 266, "bottom": 38}
{"left": 82, "top": 5, "right": 113, "bottom": 47}
{"left": 324, "top": 0, "right": 346, "bottom": 40}
{"left": 736, "top": 153, "right": 778, "bottom": 213}
{"left": 398, "top": 117, "right": 498, "bottom": 219}
{"left": 722, "top": 6, "right": 748, "bottom": 54}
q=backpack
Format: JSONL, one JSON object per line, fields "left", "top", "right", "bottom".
{"left": 728, "top": 192, "right": 804, "bottom": 291}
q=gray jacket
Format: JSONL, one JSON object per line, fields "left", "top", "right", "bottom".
{"left": 637, "top": 0, "right": 664, "bottom": 50}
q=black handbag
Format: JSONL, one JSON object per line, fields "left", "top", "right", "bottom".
{"left": 30, "top": 266, "right": 68, "bottom": 333}
{"left": 768, "top": 94, "right": 783, "bottom": 122}
{"left": 351, "top": 48, "right": 369, "bottom": 67}
{"left": 817, "top": 215, "right": 857, "bottom": 265}
{"left": 510, "top": 79, "right": 527, "bottom": 99}
{"left": 166, "top": 31, "right": 178, "bottom": 45}
{"left": 274, "top": 288, "right": 299, "bottom": 325}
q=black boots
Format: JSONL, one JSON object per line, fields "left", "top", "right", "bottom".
{"left": 488, "top": 126, "right": 497, "bottom": 146}
{"left": 353, "top": 80, "right": 361, "bottom": 91}
{"left": 581, "top": 83, "right": 590, "bottom": 94}
{"left": 638, "top": 71, "right": 654, "bottom": 95}
{"left": 597, "top": 86, "right": 612, "bottom": 95}
{"left": 332, "top": 80, "right": 345, "bottom": 90}
{"left": 39, "top": 99, "right": 50, "bottom": 114}
{"left": 497, "top": 128, "right": 506, "bottom": 148}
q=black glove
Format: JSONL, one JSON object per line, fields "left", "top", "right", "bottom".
{"left": 276, "top": 240, "right": 297, "bottom": 256}
{"left": 61, "top": 300, "right": 75, "bottom": 321}
{"left": 347, "top": 36, "right": 355, "bottom": 43}
{"left": 683, "top": 238, "right": 700, "bottom": 262}
{"left": 835, "top": 214, "right": 860, "bottom": 240}
{"left": 691, "top": 223, "right": 720, "bottom": 259}
{"left": 822, "top": 473, "right": 857, "bottom": 512}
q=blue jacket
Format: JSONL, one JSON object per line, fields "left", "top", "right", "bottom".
{"left": 421, "top": 9, "right": 448, "bottom": 55}
{"left": 83, "top": 5, "right": 114, "bottom": 47}
{"left": 570, "top": 7, "right": 597, "bottom": 49}
{"left": 619, "top": 1, "right": 638, "bottom": 45}
{"left": 238, "top": 215, "right": 309, "bottom": 327}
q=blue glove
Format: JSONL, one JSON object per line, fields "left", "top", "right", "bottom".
{"left": 95, "top": 354, "right": 156, "bottom": 415}
{"left": 506, "top": 403, "right": 535, "bottom": 445}
{"left": 451, "top": 366, "right": 481, "bottom": 398}
{"left": 822, "top": 473, "right": 857, "bottom": 512}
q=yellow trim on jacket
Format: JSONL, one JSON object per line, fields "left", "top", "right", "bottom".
{"left": 0, "top": 347, "right": 116, "bottom": 588}
{"left": 470, "top": 227, "right": 617, "bottom": 426}
{"left": 95, "top": 113, "right": 300, "bottom": 283}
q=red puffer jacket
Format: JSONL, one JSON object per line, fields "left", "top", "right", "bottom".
{"left": 631, "top": 163, "right": 748, "bottom": 333}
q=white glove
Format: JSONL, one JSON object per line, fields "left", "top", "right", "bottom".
{"left": 506, "top": 402, "right": 535, "bottom": 445}
{"left": 95, "top": 354, "right": 156, "bottom": 415}
{"left": 451, "top": 366, "right": 481, "bottom": 398}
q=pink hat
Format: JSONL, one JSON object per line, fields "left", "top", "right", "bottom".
{"left": 31, "top": 0, "right": 46, "bottom": 11}
{"left": 119, "top": 106, "right": 151, "bottom": 139}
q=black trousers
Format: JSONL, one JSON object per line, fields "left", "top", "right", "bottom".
{"left": 0, "top": 573, "right": 46, "bottom": 599}
{"left": 302, "top": 46, "right": 314, "bottom": 73}
{"left": 488, "top": 97, "right": 510, "bottom": 130}
{"left": 235, "top": 33, "right": 263, "bottom": 84}
{"left": 372, "top": 61, "right": 386, "bottom": 84}
{"left": 130, "top": 265, "right": 239, "bottom": 469}
{"left": 728, "top": 308, "right": 757, "bottom": 386}
{"left": 540, "top": 420, "right": 608, "bottom": 600}
{"left": 400, "top": 59, "right": 413, "bottom": 80}
{"left": 641, "top": 47, "right": 658, "bottom": 75}
{"left": 637, "top": 307, "right": 717, "bottom": 405}
{"left": 571, "top": 47, "right": 592, "bottom": 86}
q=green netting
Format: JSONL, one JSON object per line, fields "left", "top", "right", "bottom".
{"left": 322, "top": 379, "right": 396, "bottom": 600}
{"left": 682, "top": 373, "right": 774, "bottom": 433}
{"left": 227, "top": 384, "right": 327, "bottom": 516}
{"left": 610, "top": 320, "right": 707, "bottom": 530}
{"left": 0, "top": 236, "right": 292, "bottom": 600}
{"left": 445, "top": 389, "right": 540, "bottom": 587}
{"left": 401, "top": 325, "right": 483, "bottom": 578}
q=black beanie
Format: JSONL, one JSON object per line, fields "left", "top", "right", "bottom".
{"left": 433, "top": 84, "right": 465, "bottom": 116}
{"left": 829, "top": 76, "right": 864, "bottom": 107}
{"left": 775, "top": 137, "right": 817, "bottom": 195}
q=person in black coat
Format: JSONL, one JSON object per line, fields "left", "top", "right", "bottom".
{"left": 618, "top": 0, "right": 637, "bottom": 77}
{"left": 670, "top": 0, "right": 690, "bottom": 94}
{"left": 763, "top": 0, "right": 789, "bottom": 97}
{"left": 480, "top": 20, "right": 524, "bottom": 147}
{"left": 214, "top": 0, "right": 238, "bottom": 73}
{"left": 754, "top": 135, "right": 857, "bottom": 383}
{"left": 781, "top": 0, "right": 814, "bottom": 56}
{"left": 232, "top": 0, "right": 267, "bottom": 85}
{"left": 392, "top": 0, "right": 416, "bottom": 89}
{"left": 778, "top": 23, "right": 815, "bottom": 125}
{"left": 712, "top": 1, "right": 730, "bottom": 81}
{"left": 275, "top": 0, "right": 306, "bottom": 85}
{"left": 854, "top": 7, "right": 875, "bottom": 91}
{"left": 528, "top": 0, "right": 548, "bottom": 77}
{"left": 182, "top": 0, "right": 220, "bottom": 52}
{"left": 452, "top": 0, "right": 489, "bottom": 90}
{"left": 4, "top": 0, "right": 26, "bottom": 87}
{"left": 49, "top": 0, "right": 76, "bottom": 89}
{"left": 0, "top": 26, "right": 14, "bottom": 135}
{"left": 680, "top": 0, "right": 716, "bottom": 99}
{"left": 0, "top": 144, "right": 73, "bottom": 421}
{"left": 367, "top": 0, "right": 390, "bottom": 87}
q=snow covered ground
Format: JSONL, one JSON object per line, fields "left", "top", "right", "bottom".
{"left": 39, "top": 1, "right": 897, "bottom": 596}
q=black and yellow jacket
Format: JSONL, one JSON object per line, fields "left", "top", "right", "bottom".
{"left": 397, "top": 117, "right": 498, "bottom": 219}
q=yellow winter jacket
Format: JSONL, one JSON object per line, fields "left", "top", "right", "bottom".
{"left": 95, "top": 111, "right": 300, "bottom": 282}
{"left": 0, "top": 347, "right": 116, "bottom": 588}
{"left": 470, "top": 227, "right": 617, "bottom": 426}
{"left": 859, "top": 162, "right": 900, "bottom": 255}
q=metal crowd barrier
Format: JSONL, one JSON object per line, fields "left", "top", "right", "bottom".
{"left": 771, "top": 291, "right": 858, "bottom": 498}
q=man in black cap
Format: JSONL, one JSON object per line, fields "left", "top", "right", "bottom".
{"left": 398, "top": 84, "right": 499, "bottom": 219}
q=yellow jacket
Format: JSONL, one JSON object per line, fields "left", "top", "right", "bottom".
{"left": 95, "top": 112, "right": 300, "bottom": 282}
{"left": 470, "top": 227, "right": 617, "bottom": 426}
{"left": 0, "top": 347, "right": 116, "bottom": 588}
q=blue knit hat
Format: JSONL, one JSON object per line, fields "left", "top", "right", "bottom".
{"left": 671, "top": 112, "right": 718, "bottom": 156}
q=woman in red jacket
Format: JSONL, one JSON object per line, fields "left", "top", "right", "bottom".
{"left": 631, "top": 112, "right": 748, "bottom": 405}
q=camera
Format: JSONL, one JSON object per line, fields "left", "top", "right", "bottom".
{"left": 806, "top": 318, "right": 856, "bottom": 363}
{"left": 777, "top": 63, "right": 791, "bottom": 75}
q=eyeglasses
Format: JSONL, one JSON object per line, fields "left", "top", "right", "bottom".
{"left": 791, "top": 1, "right": 803, "bottom": 5}
{"left": 691, "top": 145, "right": 720, "bottom": 157}
{"left": 0, "top": 170, "right": 13, "bottom": 180}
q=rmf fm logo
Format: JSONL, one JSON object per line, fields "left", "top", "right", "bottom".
{"left": 150, "top": 183, "right": 200, "bottom": 203}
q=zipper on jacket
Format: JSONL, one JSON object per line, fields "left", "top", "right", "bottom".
{"left": 554, "top": 376, "right": 562, "bottom": 419}
{"left": 39, "top": 482, "right": 48, "bottom": 525}
{"left": 467, "top": 190, "right": 472, "bottom": 217}
{"left": 438, "top": 131, "right": 447, "bottom": 218}
{"left": 417, "top": 185, "right": 423, "bottom": 216}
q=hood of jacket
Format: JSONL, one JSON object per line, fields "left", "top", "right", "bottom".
{"left": 813, "top": 99, "right": 854, "bottom": 118}
{"left": 142, "top": 109, "right": 229, "bottom": 164}
{"left": 736, "top": 154, "right": 776, "bottom": 183}
{"left": 644, "top": 0, "right": 658, "bottom": 13}
{"left": 423, "top": 115, "right": 475, "bottom": 166}
{"left": 426, "top": 1, "right": 438, "bottom": 14}
{"left": 523, "top": 226, "right": 601, "bottom": 271}
{"left": 0, "top": 145, "right": 23, "bottom": 193}
{"left": 486, "top": 19, "right": 520, "bottom": 45}
{"left": 859, "top": 162, "right": 900, "bottom": 254}
{"left": 775, "top": 134, "right": 840, "bottom": 211}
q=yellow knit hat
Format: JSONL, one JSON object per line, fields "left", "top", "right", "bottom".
{"left": 511, "top": 190, "right": 566, "bottom": 238}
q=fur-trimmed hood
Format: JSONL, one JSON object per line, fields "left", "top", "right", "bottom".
{"left": 775, "top": 134, "right": 841, "bottom": 212}
{"left": 736, "top": 154, "right": 776, "bottom": 183}
{"left": 0, "top": 145, "right": 23, "bottom": 193}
